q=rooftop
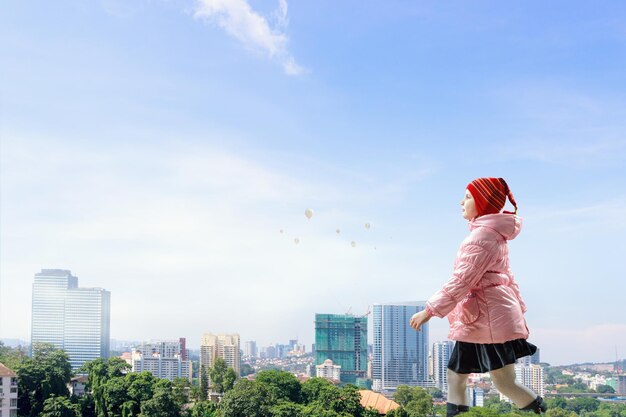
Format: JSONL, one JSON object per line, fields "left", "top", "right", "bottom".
{"left": 359, "top": 390, "right": 400, "bottom": 414}
{"left": 0, "top": 362, "right": 17, "bottom": 378}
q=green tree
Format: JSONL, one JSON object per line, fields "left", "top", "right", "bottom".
{"left": 300, "top": 401, "right": 350, "bottom": 417}
{"left": 240, "top": 363, "right": 254, "bottom": 377}
{"left": 270, "top": 401, "right": 305, "bottom": 417}
{"left": 386, "top": 408, "right": 409, "bottom": 417}
{"left": 256, "top": 370, "right": 302, "bottom": 403}
{"left": 81, "top": 357, "right": 132, "bottom": 417}
{"left": 102, "top": 376, "right": 130, "bottom": 417}
{"left": 208, "top": 358, "right": 226, "bottom": 393}
{"left": 188, "top": 400, "right": 217, "bottom": 417}
{"left": 463, "top": 408, "right": 500, "bottom": 417}
{"left": 39, "top": 395, "right": 80, "bottom": 417}
{"left": 547, "top": 397, "right": 568, "bottom": 410}
{"left": 567, "top": 397, "right": 600, "bottom": 414}
{"left": 127, "top": 372, "right": 157, "bottom": 405}
{"left": 546, "top": 407, "right": 577, "bottom": 417}
{"left": 172, "top": 377, "right": 191, "bottom": 408}
{"left": 425, "top": 387, "right": 444, "bottom": 400}
{"left": 392, "top": 386, "right": 433, "bottom": 417}
{"left": 597, "top": 384, "right": 615, "bottom": 394}
{"left": 484, "top": 397, "right": 512, "bottom": 414}
{"left": 199, "top": 368, "right": 209, "bottom": 400}
{"left": 220, "top": 379, "right": 274, "bottom": 417}
{"left": 138, "top": 381, "right": 181, "bottom": 417}
{"left": 0, "top": 341, "right": 28, "bottom": 370}
{"left": 223, "top": 368, "right": 238, "bottom": 393}
{"left": 301, "top": 378, "right": 337, "bottom": 404}
{"left": 16, "top": 343, "right": 73, "bottom": 417}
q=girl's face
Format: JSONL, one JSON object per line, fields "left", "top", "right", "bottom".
{"left": 461, "top": 189, "right": 478, "bottom": 220}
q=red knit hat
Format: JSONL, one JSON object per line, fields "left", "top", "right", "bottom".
{"left": 466, "top": 177, "right": 518, "bottom": 217}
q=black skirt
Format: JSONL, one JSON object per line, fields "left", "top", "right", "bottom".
{"left": 447, "top": 339, "right": 537, "bottom": 374}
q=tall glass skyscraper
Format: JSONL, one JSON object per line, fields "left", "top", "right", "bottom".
{"left": 31, "top": 269, "right": 110, "bottom": 370}
{"left": 314, "top": 314, "right": 367, "bottom": 384}
{"left": 372, "top": 302, "right": 429, "bottom": 392}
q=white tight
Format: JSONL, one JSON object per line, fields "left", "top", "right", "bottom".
{"left": 447, "top": 364, "right": 536, "bottom": 407}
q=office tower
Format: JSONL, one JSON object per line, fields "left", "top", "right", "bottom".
{"left": 200, "top": 333, "right": 241, "bottom": 390}
{"left": 64, "top": 287, "right": 111, "bottom": 370}
{"left": 243, "top": 341, "right": 257, "bottom": 358}
{"left": 131, "top": 340, "right": 192, "bottom": 382}
{"left": 316, "top": 359, "right": 341, "bottom": 381}
{"left": 467, "top": 386, "right": 484, "bottom": 406}
{"left": 0, "top": 363, "right": 18, "bottom": 417}
{"left": 31, "top": 269, "right": 110, "bottom": 370}
{"left": 372, "top": 302, "right": 429, "bottom": 392}
{"left": 433, "top": 341, "right": 454, "bottom": 391}
{"left": 266, "top": 345, "right": 276, "bottom": 359}
{"left": 314, "top": 314, "right": 367, "bottom": 384}
{"left": 289, "top": 339, "right": 298, "bottom": 351}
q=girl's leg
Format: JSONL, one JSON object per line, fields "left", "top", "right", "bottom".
{"left": 446, "top": 368, "right": 470, "bottom": 406}
{"left": 489, "top": 364, "right": 543, "bottom": 411}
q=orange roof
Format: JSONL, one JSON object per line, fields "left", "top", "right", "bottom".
{"left": 0, "top": 362, "right": 17, "bottom": 377}
{"left": 359, "top": 390, "right": 400, "bottom": 414}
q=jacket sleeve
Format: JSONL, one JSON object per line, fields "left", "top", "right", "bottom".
{"left": 508, "top": 274, "right": 528, "bottom": 313}
{"left": 426, "top": 240, "right": 497, "bottom": 318}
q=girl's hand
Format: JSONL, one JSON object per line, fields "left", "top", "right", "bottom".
{"left": 409, "top": 310, "right": 432, "bottom": 331}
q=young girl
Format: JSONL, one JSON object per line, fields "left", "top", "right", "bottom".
{"left": 409, "top": 178, "right": 547, "bottom": 416}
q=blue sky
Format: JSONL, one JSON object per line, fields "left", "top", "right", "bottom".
{"left": 1, "top": 0, "right": 626, "bottom": 365}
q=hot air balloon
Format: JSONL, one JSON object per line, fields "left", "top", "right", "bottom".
{"left": 304, "top": 208, "right": 314, "bottom": 219}
{"left": 365, "top": 223, "right": 371, "bottom": 230}
{"left": 336, "top": 229, "right": 341, "bottom": 234}
{"left": 294, "top": 238, "right": 300, "bottom": 245}
{"left": 351, "top": 241, "right": 356, "bottom": 248}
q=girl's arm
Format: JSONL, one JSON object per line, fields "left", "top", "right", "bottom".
{"left": 426, "top": 240, "right": 497, "bottom": 318}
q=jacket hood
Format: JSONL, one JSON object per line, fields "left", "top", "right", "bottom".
{"left": 469, "top": 213, "right": 522, "bottom": 240}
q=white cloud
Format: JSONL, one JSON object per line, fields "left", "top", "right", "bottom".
{"left": 194, "top": 0, "right": 304, "bottom": 75}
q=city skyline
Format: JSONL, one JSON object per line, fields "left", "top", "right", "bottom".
{"left": 2, "top": 0, "right": 626, "bottom": 367}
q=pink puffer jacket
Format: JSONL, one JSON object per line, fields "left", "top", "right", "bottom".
{"left": 425, "top": 213, "right": 529, "bottom": 344}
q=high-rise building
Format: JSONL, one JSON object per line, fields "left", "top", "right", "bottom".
{"left": 31, "top": 269, "right": 110, "bottom": 370}
{"left": 467, "top": 386, "right": 484, "bottom": 406}
{"left": 372, "top": 302, "right": 429, "bottom": 392}
{"left": 131, "top": 340, "right": 192, "bottom": 382}
{"left": 314, "top": 314, "right": 367, "bottom": 384}
{"left": 200, "top": 333, "right": 241, "bottom": 391}
{"left": 433, "top": 341, "right": 454, "bottom": 391}
{"left": 243, "top": 341, "right": 257, "bottom": 358}
{"left": 316, "top": 359, "right": 341, "bottom": 381}
{"left": 0, "top": 363, "right": 18, "bottom": 417}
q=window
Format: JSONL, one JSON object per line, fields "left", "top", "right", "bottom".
{"left": 10, "top": 398, "right": 17, "bottom": 407}
{"left": 10, "top": 387, "right": 17, "bottom": 393}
